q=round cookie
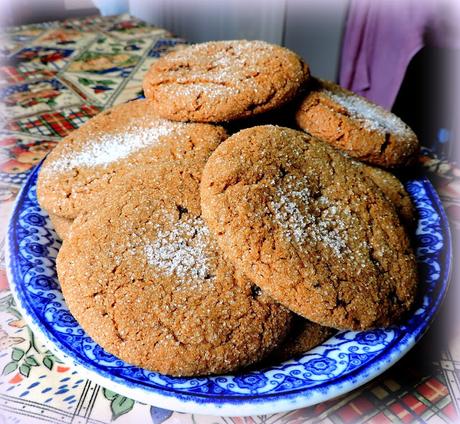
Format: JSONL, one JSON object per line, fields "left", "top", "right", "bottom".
{"left": 37, "top": 99, "right": 227, "bottom": 219}
{"left": 57, "top": 164, "right": 292, "bottom": 376}
{"left": 143, "top": 40, "right": 309, "bottom": 123}
{"left": 200, "top": 126, "right": 418, "bottom": 330}
{"left": 268, "top": 317, "right": 335, "bottom": 363}
{"left": 295, "top": 78, "right": 419, "bottom": 168}
{"left": 49, "top": 213, "right": 72, "bottom": 240}
{"left": 358, "top": 163, "right": 416, "bottom": 228}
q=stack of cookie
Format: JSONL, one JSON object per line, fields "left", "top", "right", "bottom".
{"left": 37, "top": 40, "right": 419, "bottom": 377}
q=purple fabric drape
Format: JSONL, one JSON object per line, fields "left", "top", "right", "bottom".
{"left": 339, "top": 0, "right": 460, "bottom": 110}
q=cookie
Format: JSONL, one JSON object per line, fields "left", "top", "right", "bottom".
{"left": 37, "top": 99, "right": 227, "bottom": 219}
{"left": 57, "top": 164, "right": 292, "bottom": 376}
{"left": 49, "top": 213, "right": 72, "bottom": 240}
{"left": 143, "top": 40, "right": 309, "bottom": 123}
{"left": 224, "top": 100, "right": 299, "bottom": 135}
{"left": 200, "top": 126, "right": 418, "bottom": 330}
{"left": 268, "top": 317, "right": 335, "bottom": 363}
{"left": 358, "top": 164, "right": 416, "bottom": 227}
{"left": 295, "top": 78, "right": 419, "bottom": 168}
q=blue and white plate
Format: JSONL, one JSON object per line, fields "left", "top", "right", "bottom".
{"left": 5, "top": 164, "right": 452, "bottom": 416}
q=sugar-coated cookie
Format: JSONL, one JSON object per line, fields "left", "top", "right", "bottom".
{"left": 295, "top": 79, "right": 419, "bottom": 168}
{"left": 37, "top": 99, "right": 227, "bottom": 219}
{"left": 359, "top": 164, "right": 416, "bottom": 227}
{"left": 143, "top": 40, "right": 309, "bottom": 122}
{"left": 268, "top": 316, "right": 335, "bottom": 363}
{"left": 57, "top": 164, "right": 292, "bottom": 376}
{"left": 200, "top": 126, "right": 418, "bottom": 330}
{"left": 49, "top": 213, "right": 72, "bottom": 240}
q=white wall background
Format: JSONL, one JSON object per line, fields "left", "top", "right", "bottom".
{"left": 129, "top": 0, "right": 349, "bottom": 81}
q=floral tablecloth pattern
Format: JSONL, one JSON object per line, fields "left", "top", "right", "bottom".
{"left": 0, "top": 13, "right": 459, "bottom": 424}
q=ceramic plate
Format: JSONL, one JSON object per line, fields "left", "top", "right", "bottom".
{"left": 5, "top": 164, "right": 452, "bottom": 416}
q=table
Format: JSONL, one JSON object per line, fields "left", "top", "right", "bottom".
{"left": 0, "top": 13, "right": 459, "bottom": 424}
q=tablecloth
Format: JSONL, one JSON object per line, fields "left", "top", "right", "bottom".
{"left": 0, "top": 13, "right": 459, "bottom": 424}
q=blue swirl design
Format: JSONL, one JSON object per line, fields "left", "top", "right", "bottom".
{"left": 304, "top": 358, "right": 337, "bottom": 375}
{"left": 28, "top": 274, "right": 59, "bottom": 291}
{"left": 354, "top": 330, "right": 387, "bottom": 346}
{"left": 233, "top": 374, "right": 269, "bottom": 390}
{"left": 6, "top": 169, "right": 451, "bottom": 407}
{"left": 48, "top": 309, "right": 79, "bottom": 328}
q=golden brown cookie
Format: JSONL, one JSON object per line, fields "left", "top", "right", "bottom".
{"left": 295, "top": 79, "right": 419, "bottom": 168}
{"left": 37, "top": 99, "right": 227, "bottom": 219}
{"left": 57, "top": 163, "right": 292, "bottom": 376}
{"left": 143, "top": 40, "right": 309, "bottom": 123}
{"left": 358, "top": 163, "right": 416, "bottom": 228}
{"left": 268, "top": 316, "right": 335, "bottom": 363}
{"left": 200, "top": 126, "right": 418, "bottom": 330}
{"left": 49, "top": 213, "right": 72, "bottom": 240}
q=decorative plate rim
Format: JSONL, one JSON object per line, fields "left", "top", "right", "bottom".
{"left": 5, "top": 164, "right": 452, "bottom": 416}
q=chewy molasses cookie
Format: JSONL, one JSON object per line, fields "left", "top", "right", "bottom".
{"left": 295, "top": 79, "right": 419, "bottom": 168}
{"left": 143, "top": 40, "right": 309, "bottom": 123}
{"left": 57, "top": 164, "right": 292, "bottom": 376}
{"left": 49, "top": 213, "right": 72, "bottom": 240}
{"left": 37, "top": 99, "right": 227, "bottom": 219}
{"left": 359, "top": 164, "right": 416, "bottom": 227}
{"left": 200, "top": 126, "right": 418, "bottom": 330}
{"left": 268, "top": 317, "right": 335, "bottom": 363}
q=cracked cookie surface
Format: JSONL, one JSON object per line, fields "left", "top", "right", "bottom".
{"left": 200, "top": 126, "right": 418, "bottom": 330}
{"left": 37, "top": 99, "right": 227, "bottom": 219}
{"left": 143, "top": 40, "right": 310, "bottom": 122}
{"left": 295, "top": 79, "right": 419, "bottom": 168}
{"left": 57, "top": 163, "right": 292, "bottom": 376}
{"left": 358, "top": 163, "right": 416, "bottom": 228}
{"left": 49, "top": 213, "right": 72, "bottom": 240}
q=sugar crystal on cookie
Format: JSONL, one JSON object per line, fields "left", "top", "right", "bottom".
{"left": 271, "top": 175, "right": 348, "bottom": 256}
{"left": 43, "top": 120, "right": 187, "bottom": 174}
{"left": 326, "top": 90, "right": 410, "bottom": 137}
{"left": 144, "top": 216, "right": 212, "bottom": 284}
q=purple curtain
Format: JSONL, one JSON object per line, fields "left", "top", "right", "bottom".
{"left": 339, "top": 0, "right": 460, "bottom": 110}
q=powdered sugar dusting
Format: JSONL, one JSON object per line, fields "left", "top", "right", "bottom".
{"left": 270, "top": 176, "right": 348, "bottom": 256}
{"left": 144, "top": 216, "right": 212, "bottom": 284}
{"left": 326, "top": 89, "right": 410, "bottom": 137}
{"left": 45, "top": 119, "right": 187, "bottom": 174}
